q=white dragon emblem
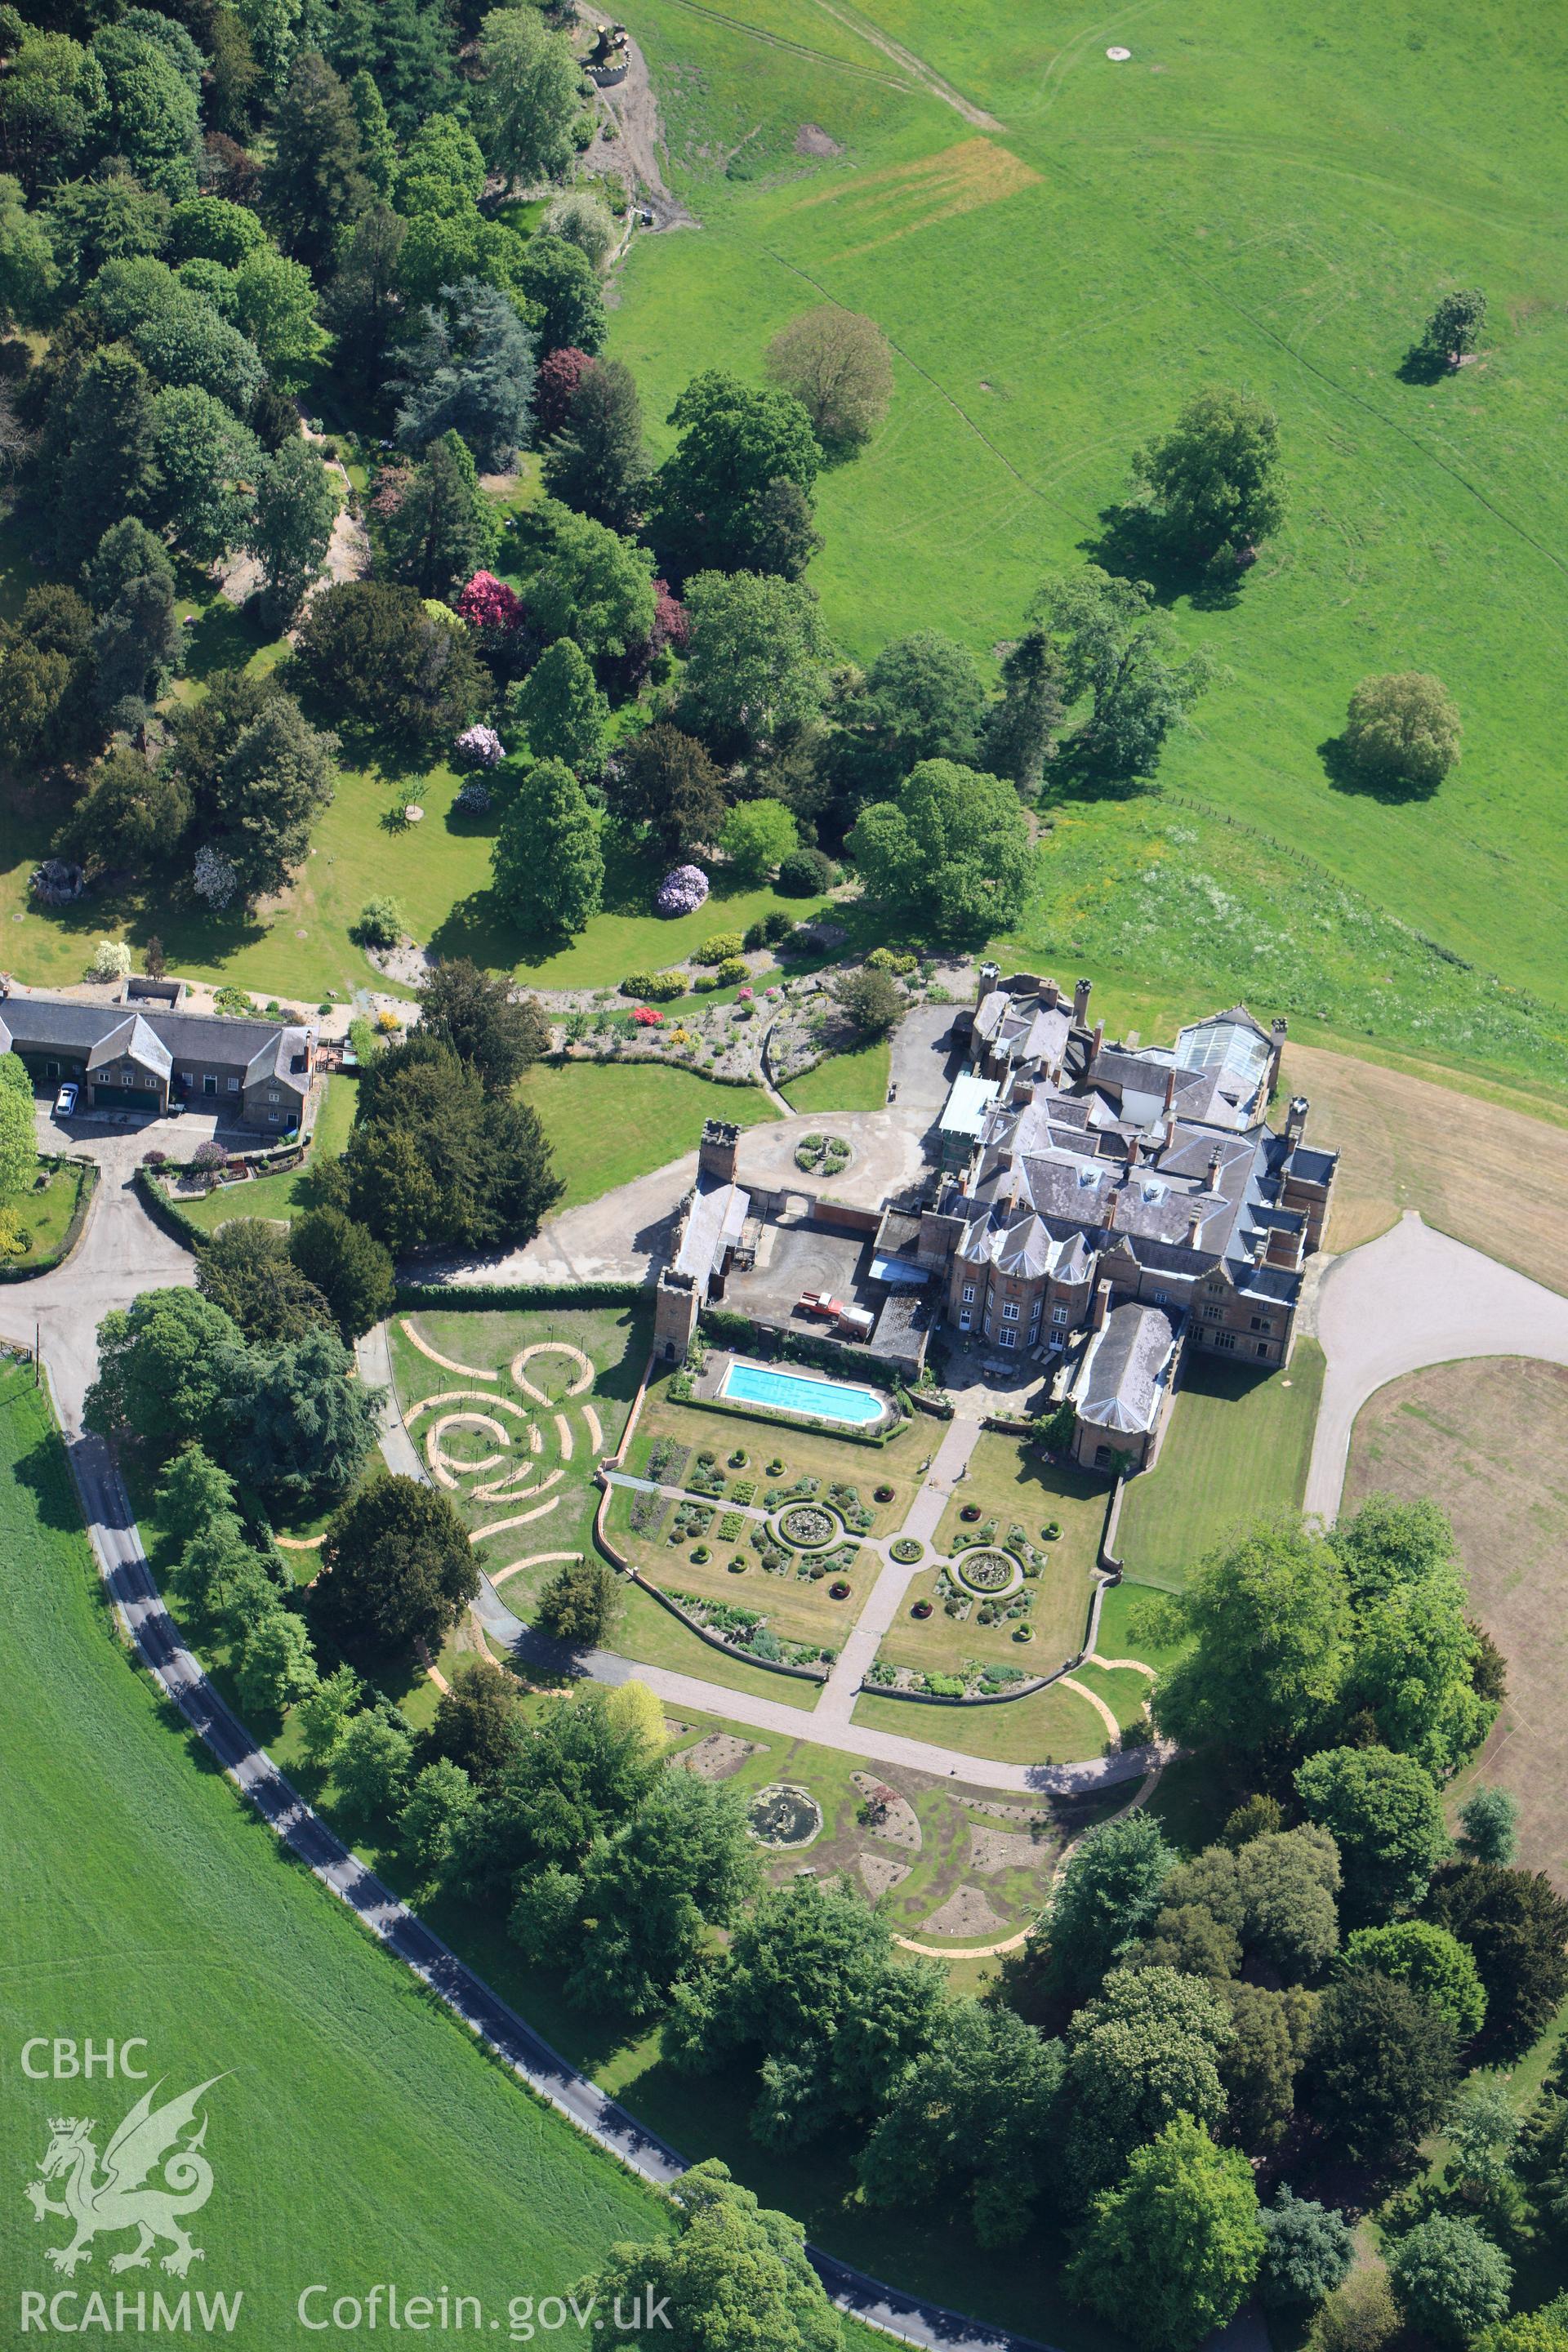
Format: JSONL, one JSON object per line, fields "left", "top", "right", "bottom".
{"left": 25, "top": 2077, "right": 224, "bottom": 2278}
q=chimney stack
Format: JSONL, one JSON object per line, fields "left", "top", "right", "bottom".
{"left": 1186, "top": 1206, "right": 1205, "bottom": 1249}
{"left": 1285, "top": 1094, "right": 1309, "bottom": 1146}
{"left": 1102, "top": 1183, "right": 1117, "bottom": 1229}
{"left": 1088, "top": 1018, "right": 1104, "bottom": 1069}
{"left": 1126, "top": 1132, "right": 1141, "bottom": 1174}
{"left": 1163, "top": 1062, "right": 1178, "bottom": 1114}
{"left": 1042, "top": 977, "right": 1060, "bottom": 1009}
{"left": 1091, "top": 1277, "right": 1111, "bottom": 1331}
{"left": 978, "top": 961, "right": 1000, "bottom": 1004}
{"left": 1207, "top": 1144, "right": 1224, "bottom": 1192}
{"left": 1072, "top": 976, "right": 1092, "bottom": 1024}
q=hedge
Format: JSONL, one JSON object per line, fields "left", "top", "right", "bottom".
{"left": 133, "top": 1166, "right": 207, "bottom": 1252}
{"left": 0, "top": 1160, "right": 99, "bottom": 1281}
{"left": 395, "top": 1278, "right": 647, "bottom": 1311}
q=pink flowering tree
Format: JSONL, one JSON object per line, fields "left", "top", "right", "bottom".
{"left": 457, "top": 572, "right": 524, "bottom": 633}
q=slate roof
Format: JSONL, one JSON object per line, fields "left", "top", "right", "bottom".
{"left": 1076, "top": 1303, "right": 1178, "bottom": 1433}
{"left": 0, "top": 992, "right": 310, "bottom": 1089}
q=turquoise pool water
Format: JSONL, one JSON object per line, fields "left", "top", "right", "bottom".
{"left": 719, "top": 1361, "right": 885, "bottom": 1426}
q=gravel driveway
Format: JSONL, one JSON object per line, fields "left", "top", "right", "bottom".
{"left": 1305, "top": 1211, "right": 1568, "bottom": 1521}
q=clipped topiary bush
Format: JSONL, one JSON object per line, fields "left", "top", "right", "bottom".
{"left": 621, "top": 969, "right": 686, "bottom": 1001}
{"left": 715, "top": 956, "right": 750, "bottom": 986}
{"left": 695, "top": 931, "right": 745, "bottom": 964}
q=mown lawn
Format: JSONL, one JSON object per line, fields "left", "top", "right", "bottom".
{"left": 851, "top": 1677, "right": 1112, "bottom": 1768}
{"left": 1115, "top": 1339, "right": 1325, "bottom": 1588}
{"left": 517, "top": 1058, "right": 779, "bottom": 1209}
{"left": 0, "top": 1364, "right": 668, "bottom": 2341}
{"left": 2, "top": 1157, "right": 85, "bottom": 1266}
{"left": 610, "top": 0, "right": 1568, "bottom": 1084}
{"left": 782, "top": 1039, "right": 892, "bottom": 1115}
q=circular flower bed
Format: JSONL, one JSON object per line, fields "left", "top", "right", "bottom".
{"left": 960, "top": 1503, "right": 981, "bottom": 1523}
{"left": 766, "top": 1458, "right": 786, "bottom": 1477}
{"left": 828, "top": 1580, "right": 851, "bottom": 1599}
{"left": 875, "top": 1485, "right": 894, "bottom": 1503}
{"left": 1041, "top": 1520, "right": 1061, "bottom": 1542}
{"left": 777, "top": 1503, "right": 839, "bottom": 1550}
{"left": 911, "top": 1600, "right": 933, "bottom": 1619}
{"left": 890, "top": 1537, "right": 923, "bottom": 1564}
{"left": 1013, "top": 1624, "right": 1035, "bottom": 1643}
{"left": 728, "top": 1556, "right": 747, "bottom": 1572}
{"left": 951, "top": 1548, "right": 1024, "bottom": 1598}
{"left": 691, "top": 1544, "right": 710, "bottom": 1564}
{"left": 728, "top": 1449, "right": 748, "bottom": 1468}
{"left": 748, "top": 1784, "right": 822, "bottom": 1849}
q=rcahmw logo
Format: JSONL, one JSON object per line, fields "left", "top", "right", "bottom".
{"left": 20, "top": 2057, "right": 242, "bottom": 2335}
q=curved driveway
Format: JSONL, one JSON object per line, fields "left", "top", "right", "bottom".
{"left": 1304, "top": 1211, "right": 1568, "bottom": 1521}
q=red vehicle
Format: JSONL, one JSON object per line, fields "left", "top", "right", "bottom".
{"left": 797, "top": 1291, "right": 844, "bottom": 1321}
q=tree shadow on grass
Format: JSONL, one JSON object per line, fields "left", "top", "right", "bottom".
{"left": 1317, "top": 733, "right": 1440, "bottom": 804}
{"left": 1396, "top": 343, "right": 1451, "bottom": 387}
{"left": 182, "top": 595, "right": 280, "bottom": 685}
{"left": 1037, "top": 737, "right": 1160, "bottom": 808}
{"left": 1079, "top": 502, "right": 1246, "bottom": 615}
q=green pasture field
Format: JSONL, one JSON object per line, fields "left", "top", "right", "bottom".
{"left": 0, "top": 1364, "right": 669, "bottom": 2343}
{"left": 1115, "top": 1339, "right": 1325, "bottom": 1588}
{"left": 515, "top": 1058, "right": 779, "bottom": 1208}
{"left": 610, "top": 0, "right": 1568, "bottom": 1073}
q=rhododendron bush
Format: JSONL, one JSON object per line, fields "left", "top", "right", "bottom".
{"left": 655, "top": 865, "right": 709, "bottom": 915}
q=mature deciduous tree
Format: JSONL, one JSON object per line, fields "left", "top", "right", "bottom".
{"left": 849, "top": 758, "right": 1032, "bottom": 944}
{"left": 666, "top": 1874, "right": 946, "bottom": 2149}
{"left": 1129, "top": 385, "right": 1286, "bottom": 567}
{"left": 86, "top": 1287, "right": 238, "bottom": 1451}
{"left": 423, "top": 1655, "right": 524, "bottom": 1783}
{"left": 1341, "top": 672, "right": 1461, "bottom": 795}
{"left": 399, "top": 1757, "right": 475, "bottom": 1876}
{"left": 476, "top": 6, "right": 580, "bottom": 189}
{"left": 828, "top": 630, "right": 987, "bottom": 809}
{"left": 650, "top": 370, "right": 822, "bottom": 581}
{"left": 677, "top": 568, "right": 831, "bottom": 754}
{"left": 858, "top": 2002, "right": 1063, "bottom": 2247}
{"left": 1295, "top": 1745, "right": 1449, "bottom": 1922}
{"left": 1388, "top": 2216, "right": 1511, "bottom": 2345}
{"left": 1343, "top": 1921, "right": 1486, "bottom": 2039}
{"left": 1066, "top": 2114, "right": 1263, "bottom": 2352}
{"left": 570, "top": 2161, "right": 844, "bottom": 2352}
{"left": 720, "top": 795, "right": 796, "bottom": 881}
{"left": 1033, "top": 567, "right": 1215, "bottom": 778}
{"left": 1058, "top": 1967, "right": 1232, "bottom": 2200}
{"left": 1426, "top": 1862, "right": 1568, "bottom": 2059}
{"left": 515, "top": 233, "right": 605, "bottom": 360}
{"left": 764, "top": 305, "right": 893, "bottom": 453}
{"left": 1151, "top": 1517, "right": 1350, "bottom": 1759}
{"left": 527, "top": 501, "right": 656, "bottom": 662}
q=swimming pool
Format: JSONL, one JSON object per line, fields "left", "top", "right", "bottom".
{"left": 719, "top": 1361, "right": 888, "bottom": 1427}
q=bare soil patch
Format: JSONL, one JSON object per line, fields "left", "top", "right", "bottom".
{"left": 853, "top": 1771, "right": 922, "bottom": 1849}
{"left": 920, "top": 1885, "right": 1012, "bottom": 1938}
{"left": 969, "top": 1824, "right": 1045, "bottom": 1874}
{"left": 795, "top": 122, "right": 844, "bottom": 156}
{"left": 1285, "top": 1040, "right": 1568, "bottom": 1297}
{"left": 857, "top": 1851, "right": 911, "bottom": 1900}
{"left": 674, "top": 1730, "right": 762, "bottom": 1780}
{"left": 1344, "top": 1356, "right": 1568, "bottom": 1885}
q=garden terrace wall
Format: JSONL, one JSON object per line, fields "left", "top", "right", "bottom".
{"left": 0, "top": 1158, "right": 98, "bottom": 1281}
{"left": 866, "top": 1673, "right": 1055, "bottom": 1708}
